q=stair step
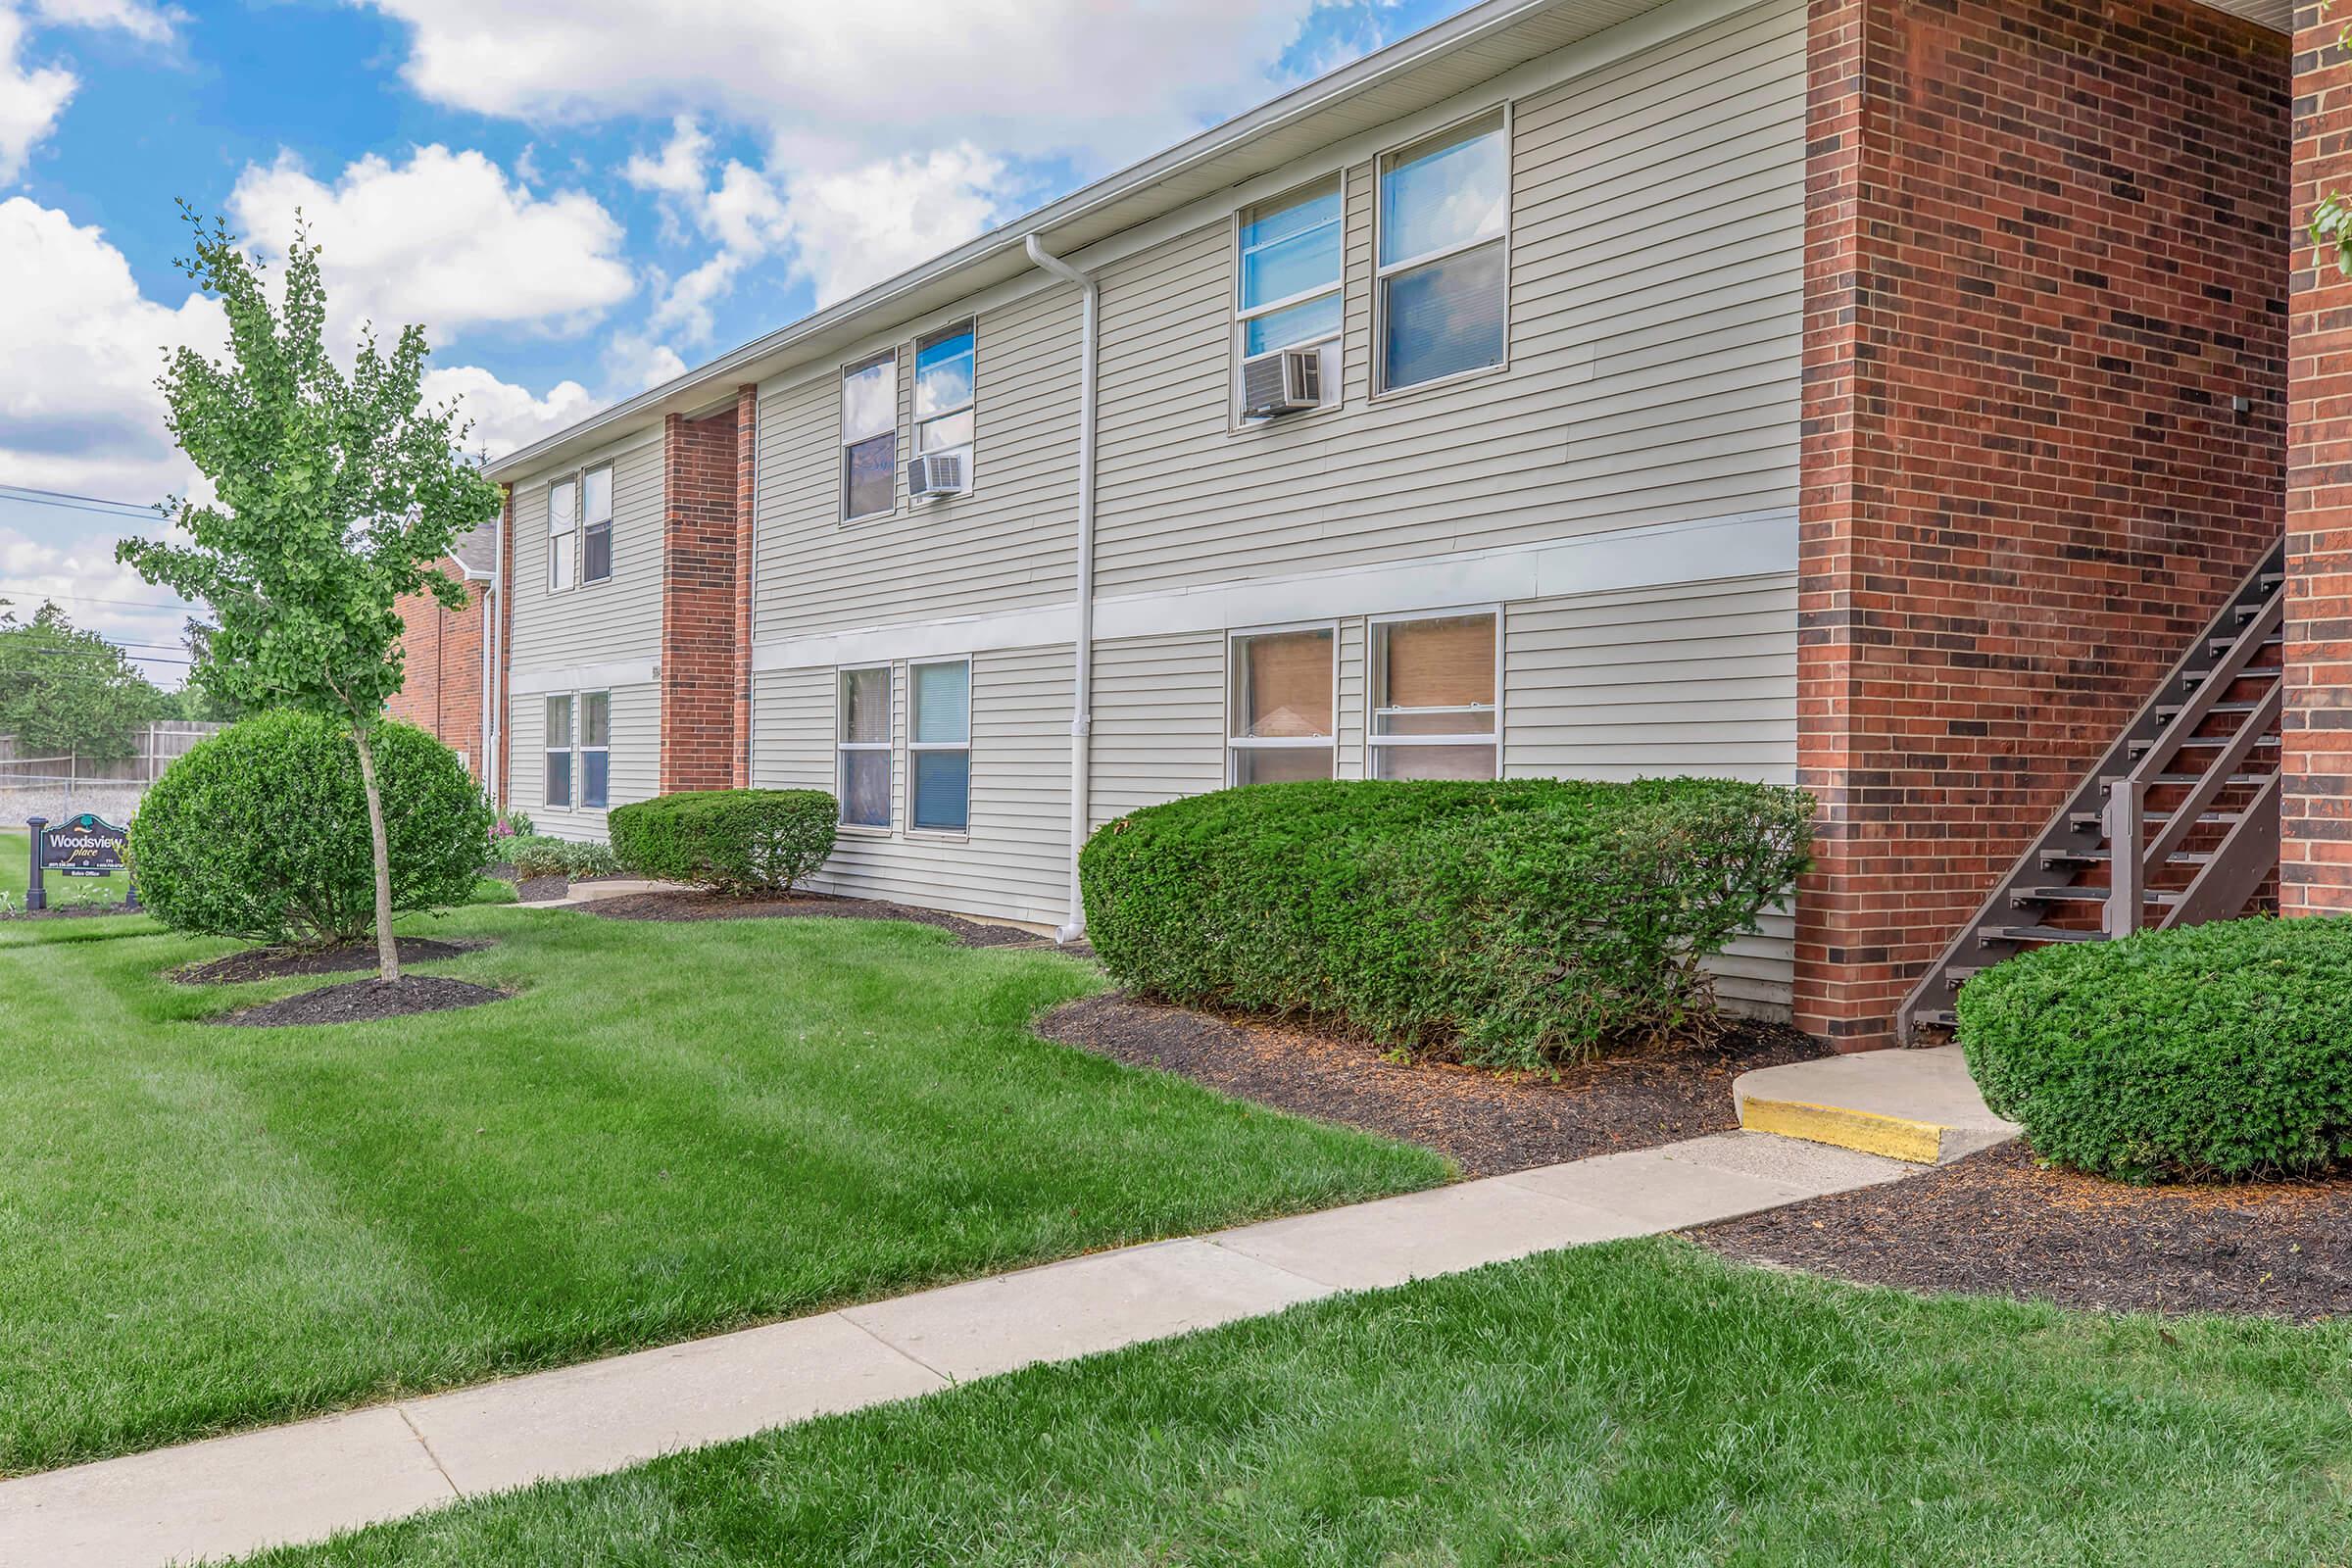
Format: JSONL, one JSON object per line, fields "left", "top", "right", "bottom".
{"left": 1943, "top": 967, "right": 1982, "bottom": 990}
{"left": 2012, "top": 886, "right": 2184, "bottom": 906}
{"left": 2130, "top": 735, "right": 2277, "bottom": 755}
{"left": 2147, "top": 810, "right": 2243, "bottom": 825}
{"left": 2041, "top": 847, "right": 2215, "bottom": 866}
{"left": 2183, "top": 665, "right": 2280, "bottom": 687}
{"left": 2263, "top": 571, "right": 2284, "bottom": 592}
{"left": 1916, "top": 1010, "right": 1959, "bottom": 1030}
{"left": 1982, "top": 925, "right": 2108, "bottom": 946}
{"left": 2211, "top": 634, "right": 2284, "bottom": 655}
{"left": 2156, "top": 701, "right": 2261, "bottom": 720}
{"left": 2148, "top": 772, "right": 2267, "bottom": 786}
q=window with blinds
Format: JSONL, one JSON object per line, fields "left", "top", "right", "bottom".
{"left": 1228, "top": 626, "right": 1336, "bottom": 785}
{"left": 1371, "top": 612, "right": 1498, "bottom": 780}
{"left": 837, "top": 665, "right": 893, "bottom": 827}
{"left": 909, "top": 659, "right": 971, "bottom": 833}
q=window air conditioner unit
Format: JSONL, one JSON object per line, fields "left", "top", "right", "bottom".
{"left": 906, "top": 451, "right": 965, "bottom": 500}
{"left": 1240, "top": 347, "right": 1322, "bottom": 419}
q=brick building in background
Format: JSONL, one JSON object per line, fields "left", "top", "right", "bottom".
{"left": 401, "top": 0, "right": 2323, "bottom": 1051}
{"left": 386, "top": 523, "right": 500, "bottom": 789}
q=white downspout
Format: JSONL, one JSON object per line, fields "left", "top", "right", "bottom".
{"left": 1027, "top": 233, "right": 1100, "bottom": 944}
{"left": 479, "top": 565, "right": 498, "bottom": 802}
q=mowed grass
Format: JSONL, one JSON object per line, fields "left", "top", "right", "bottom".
{"left": 0, "top": 904, "right": 1446, "bottom": 1474}
{"left": 235, "top": 1241, "right": 2352, "bottom": 1567}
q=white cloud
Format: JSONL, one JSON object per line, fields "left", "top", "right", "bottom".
{"left": 26, "top": 0, "right": 177, "bottom": 43}
{"left": 419, "top": 365, "right": 600, "bottom": 461}
{"left": 0, "top": 519, "right": 195, "bottom": 685}
{"left": 601, "top": 331, "right": 687, "bottom": 394}
{"left": 365, "top": 0, "right": 1327, "bottom": 171}
{"left": 0, "top": 12, "right": 77, "bottom": 184}
{"left": 226, "top": 145, "right": 636, "bottom": 347}
{"left": 776, "top": 144, "right": 1006, "bottom": 306}
{"left": 0, "top": 196, "right": 220, "bottom": 499}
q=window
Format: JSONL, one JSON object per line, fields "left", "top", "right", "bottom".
{"left": 581, "top": 466, "right": 613, "bottom": 583}
{"left": 1370, "top": 612, "right": 1498, "bottom": 780}
{"left": 547, "top": 476, "right": 577, "bottom": 592}
{"left": 1376, "top": 110, "right": 1508, "bottom": 393}
{"left": 544, "top": 694, "right": 574, "bottom": 808}
{"left": 580, "top": 691, "right": 611, "bottom": 808}
{"left": 837, "top": 665, "right": 892, "bottom": 827}
{"left": 1236, "top": 176, "right": 1342, "bottom": 415}
{"left": 913, "top": 323, "right": 975, "bottom": 489}
{"left": 1228, "top": 627, "right": 1336, "bottom": 785}
{"left": 909, "top": 659, "right": 970, "bottom": 832}
{"left": 841, "top": 352, "right": 897, "bottom": 520}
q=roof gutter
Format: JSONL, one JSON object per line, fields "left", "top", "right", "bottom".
{"left": 1026, "top": 234, "right": 1101, "bottom": 946}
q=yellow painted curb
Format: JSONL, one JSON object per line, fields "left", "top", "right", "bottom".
{"left": 1738, "top": 1096, "right": 1944, "bottom": 1165}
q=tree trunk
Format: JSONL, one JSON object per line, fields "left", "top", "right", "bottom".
{"left": 350, "top": 719, "right": 400, "bottom": 984}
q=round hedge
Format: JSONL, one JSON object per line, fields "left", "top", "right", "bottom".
{"left": 1958, "top": 917, "right": 2352, "bottom": 1184}
{"left": 129, "top": 710, "right": 494, "bottom": 945}
{"left": 608, "top": 788, "right": 836, "bottom": 895}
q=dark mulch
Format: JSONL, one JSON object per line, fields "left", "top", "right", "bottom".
{"left": 513, "top": 874, "right": 567, "bottom": 903}
{"left": 213, "top": 974, "right": 510, "bottom": 1028}
{"left": 1695, "top": 1142, "right": 2352, "bottom": 1321}
{"left": 1037, "top": 993, "right": 1823, "bottom": 1178}
{"left": 586, "top": 889, "right": 1073, "bottom": 952}
{"left": 2, "top": 901, "right": 134, "bottom": 920}
{"left": 173, "top": 938, "right": 493, "bottom": 986}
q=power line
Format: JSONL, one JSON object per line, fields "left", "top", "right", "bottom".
{"left": 0, "top": 483, "right": 166, "bottom": 514}
{"left": 0, "top": 586, "right": 202, "bottom": 613}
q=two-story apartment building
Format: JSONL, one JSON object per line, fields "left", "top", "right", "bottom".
{"left": 440, "top": 0, "right": 2316, "bottom": 1050}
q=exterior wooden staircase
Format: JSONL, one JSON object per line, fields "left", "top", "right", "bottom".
{"left": 1896, "top": 543, "right": 2286, "bottom": 1041}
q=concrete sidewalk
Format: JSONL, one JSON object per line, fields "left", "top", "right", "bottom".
{"left": 0, "top": 1131, "right": 1910, "bottom": 1567}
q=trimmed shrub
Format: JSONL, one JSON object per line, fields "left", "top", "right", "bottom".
{"left": 129, "top": 710, "right": 493, "bottom": 946}
{"left": 505, "top": 835, "right": 621, "bottom": 881}
{"left": 1959, "top": 917, "right": 2352, "bottom": 1184}
{"left": 1079, "top": 777, "right": 1814, "bottom": 1069}
{"left": 609, "top": 789, "right": 837, "bottom": 895}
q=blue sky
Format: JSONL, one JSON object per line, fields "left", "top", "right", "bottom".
{"left": 0, "top": 0, "right": 1477, "bottom": 679}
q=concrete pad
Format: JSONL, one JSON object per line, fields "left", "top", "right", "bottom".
{"left": 1207, "top": 1177, "right": 1649, "bottom": 1292}
{"left": 1735, "top": 1046, "right": 2020, "bottom": 1164}
{"left": 402, "top": 1310, "right": 946, "bottom": 1494}
{"left": 841, "top": 1239, "right": 1332, "bottom": 1382}
{"left": 0, "top": 1406, "right": 454, "bottom": 1568}
{"left": 1659, "top": 1130, "right": 1915, "bottom": 1193}
{"left": 1499, "top": 1146, "right": 1815, "bottom": 1229}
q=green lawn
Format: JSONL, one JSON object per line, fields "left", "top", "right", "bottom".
{"left": 0, "top": 904, "right": 1446, "bottom": 1474}
{"left": 0, "top": 825, "right": 134, "bottom": 910}
{"left": 232, "top": 1241, "right": 2352, "bottom": 1567}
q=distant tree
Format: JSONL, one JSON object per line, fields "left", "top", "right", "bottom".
{"left": 0, "top": 600, "right": 173, "bottom": 760}
{"left": 118, "top": 208, "right": 503, "bottom": 982}
{"left": 175, "top": 617, "right": 250, "bottom": 722}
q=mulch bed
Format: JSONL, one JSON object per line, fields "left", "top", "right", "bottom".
{"left": 1695, "top": 1142, "right": 2352, "bottom": 1321}
{"left": 2, "top": 902, "right": 134, "bottom": 920}
{"left": 173, "top": 938, "right": 493, "bottom": 985}
{"left": 1037, "top": 993, "right": 1823, "bottom": 1178}
{"left": 213, "top": 974, "right": 510, "bottom": 1028}
{"left": 585, "top": 889, "right": 1073, "bottom": 952}
{"left": 512, "top": 874, "right": 568, "bottom": 903}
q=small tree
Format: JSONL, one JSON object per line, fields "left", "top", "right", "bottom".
{"left": 119, "top": 208, "right": 502, "bottom": 982}
{"left": 0, "top": 601, "right": 173, "bottom": 760}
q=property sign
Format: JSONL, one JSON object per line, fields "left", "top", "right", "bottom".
{"left": 41, "top": 814, "right": 129, "bottom": 877}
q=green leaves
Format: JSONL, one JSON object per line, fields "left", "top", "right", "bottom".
{"left": 116, "top": 206, "right": 502, "bottom": 726}
{"left": 609, "top": 790, "right": 840, "bottom": 894}
{"left": 0, "top": 602, "right": 174, "bottom": 760}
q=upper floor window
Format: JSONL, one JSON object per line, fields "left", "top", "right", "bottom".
{"left": 581, "top": 466, "right": 613, "bottom": 583}
{"left": 547, "top": 475, "right": 577, "bottom": 593}
{"left": 1228, "top": 626, "right": 1336, "bottom": 786}
{"left": 1376, "top": 110, "right": 1508, "bottom": 393}
{"left": 842, "top": 352, "right": 898, "bottom": 521}
{"left": 912, "top": 323, "right": 975, "bottom": 493}
{"left": 1235, "top": 175, "right": 1342, "bottom": 416}
{"left": 1370, "top": 612, "right": 1498, "bottom": 780}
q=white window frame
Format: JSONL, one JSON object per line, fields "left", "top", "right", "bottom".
{"left": 906, "top": 656, "right": 972, "bottom": 837}
{"left": 578, "top": 690, "right": 612, "bottom": 808}
{"left": 1366, "top": 607, "right": 1504, "bottom": 781}
{"left": 1371, "top": 104, "right": 1512, "bottom": 400}
{"left": 1225, "top": 620, "right": 1340, "bottom": 786}
{"left": 580, "top": 465, "right": 614, "bottom": 584}
{"left": 546, "top": 475, "right": 578, "bottom": 594}
{"left": 1232, "top": 173, "right": 1345, "bottom": 425}
{"left": 543, "top": 693, "right": 574, "bottom": 810}
{"left": 840, "top": 350, "right": 899, "bottom": 524}
{"left": 911, "top": 321, "right": 976, "bottom": 497}
{"left": 836, "top": 663, "right": 895, "bottom": 832}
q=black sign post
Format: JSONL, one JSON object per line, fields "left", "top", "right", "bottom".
{"left": 25, "top": 813, "right": 135, "bottom": 910}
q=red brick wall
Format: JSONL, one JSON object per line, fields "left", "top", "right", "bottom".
{"left": 1795, "top": 0, "right": 2289, "bottom": 1047}
{"left": 2285, "top": 5, "right": 2352, "bottom": 914}
{"left": 388, "top": 573, "right": 487, "bottom": 776}
{"left": 661, "top": 408, "right": 743, "bottom": 793}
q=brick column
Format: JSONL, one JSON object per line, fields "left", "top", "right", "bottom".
{"left": 2285, "top": 4, "right": 2352, "bottom": 913}
{"left": 1792, "top": 0, "right": 2288, "bottom": 1048}
{"left": 659, "top": 409, "right": 743, "bottom": 793}
{"left": 733, "top": 384, "right": 757, "bottom": 789}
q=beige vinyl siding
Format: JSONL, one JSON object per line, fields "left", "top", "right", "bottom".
{"left": 1088, "top": 631, "right": 1226, "bottom": 829}
{"left": 752, "top": 287, "right": 1084, "bottom": 641}
{"left": 1089, "top": 0, "right": 1802, "bottom": 598}
{"left": 509, "top": 432, "right": 663, "bottom": 671}
{"left": 1504, "top": 571, "right": 1798, "bottom": 1012}
{"left": 753, "top": 646, "right": 1075, "bottom": 926}
{"left": 509, "top": 682, "right": 662, "bottom": 843}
